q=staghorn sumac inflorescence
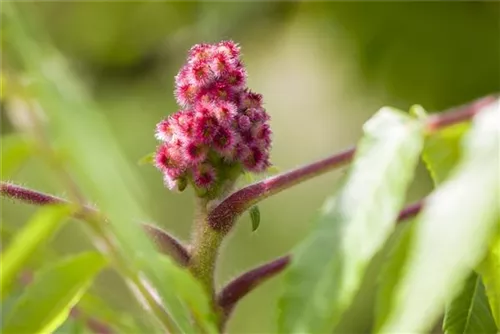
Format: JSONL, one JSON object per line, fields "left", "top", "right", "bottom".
{"left": 154, "top": 41, "right": 272, "bottom": 197}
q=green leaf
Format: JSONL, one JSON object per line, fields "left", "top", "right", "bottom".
{"left": 249, "top": 205, "right": 261, "bottom": 232}
{"left": 154, "top": 254, "right": 218, "bottom": 333}
{"left": 266, "top": 165, "right": 281, "bottom": 175}
{"left": 278, "top": 107, "right": 424, "bottom": 333}
{"left": 422, "top": 103, "right": 497, "bottom": 332}
{"left": 77, "top": 292, "right": 147, "bottom": 333}
{"left": 2, "top": 252, "right": 107, "bottom": 334}
{"left": 0, "top": 204, "right": 73, "bottom": 298}
{"left": 0, "top": 134, "right": 33, "bottom": 179}
{"left": 53, "top": 317, "right": 90, "bottom": 334}
{"left": 4, "top": 5, "right": 217, "bottom": 333}
{"left": 0, "top": 224, "right": 16, "bottom": 244}
{"left": 409, "top": 104, "right": 428, "bottom": 120}
{"left": 138, "top": 152, "right": 154, "bottom": 166}
{"left": 443, "top": 271, "right": 497, "bottom": 334}
{"left": 375, "top": 220, "right": 416, "bottom": 329}
{"left": 377, "top": 100, "right": 500, "bottom": 333}
{"left": 478, "top": 233, "right": 500, "bottom": 327}
{"left": 423, "top": 122, "right": 470, "bottom": 184}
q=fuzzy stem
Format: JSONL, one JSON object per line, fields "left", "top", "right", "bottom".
{"left": 208, "top": 95, "right": 498, "bottom": 234}
{"left": 0, "top": 182, "right": 190, "bottom": 266}
{"left": 217, "top": 256, "right": 290, "bottom": 327}
{"left": 188, "top": 198, "right": 224, "bottom": 297}
{"left": 142, "top": 224, "right": 190, "bottom": 266}
{"left": 216, "top": 199, "right": 424, "bottom": 328}
{"left": 208, "top": 147, "right": 355, "bottom": 232}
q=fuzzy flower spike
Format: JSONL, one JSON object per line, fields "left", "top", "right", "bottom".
{"left": 154, "top": 41, "right": 272, "bottom": 197}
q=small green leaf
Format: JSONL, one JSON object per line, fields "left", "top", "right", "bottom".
{"left": 443, "top": 271, "right": 497, "bottom": 334}
{"left": 249, "top": 206, "right": 261, "bottom": 232}
{"left": 478, "top": 233, "right": 500, "bottom": 327}
{"left": 278, "top": 107, "right": 424, "bottom": 333}
{"left": 423, "top": 122, "right": 470, "bottom": 184}
{"left": 0, "top": 205, "right": 74, "bottom": 298}
{"left": 243, "top": 171, "right": 255, "bottom": 184}
{"left": 0, "top": 134, "right": 33, "bottom": 179}
{"left": 409, "top": 104, "right": 428, "bottom": 120}
{"left": 2, "top": 252, "right": 107, "bottom": 334}
{"left": 138, "top": 152, "right": 155, "bottom": 166}
{"left": 377, "top": 101, "right": 500, "bottom": 333}
{"left": 266, "top": 165, "right": 281, "bottom": 175}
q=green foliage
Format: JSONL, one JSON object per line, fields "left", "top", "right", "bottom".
{"left": 53, "top": 317, "right": 90, "bottom": 334}
{"left": 423, "top": 104, "right": 500, "bottom": 332}
{"left": 377, "top": 103, "right": 500, "bottom": 332}
{"left": 423, "top": 122, "right": 470, "bottom": 184}
{"left": 4, "top": 4, "right": 217, "bottom": 333}
{"left": 478, "top": 234, "right": 500, "bottom": 327}
{"left": 76, "top": 292, "right": 147, "bottom": 333}
{"left": 374, "top": 221, "right": 415, "bottom": 330}
{"left": 137, "top": 151, "right": 155, "bottom": 166}
{"left": 0, "top": 205, "right": 73, "bottom": 298}
{"left": 2, "top": 252, "right": 107, "bottom": 334}
{"left": 0, "top": 134, "right": 33, "bottom": 179}
{"left": 443, "top": 272, "right": 497, "bottom": 334}
{"left": 278, "top": 108, "right": 424, "bottom": 333}
{"left": 249, "top": 206, "right": 261, "bottom": 232}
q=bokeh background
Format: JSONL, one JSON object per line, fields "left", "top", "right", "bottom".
{"left": 2, "top": 2, "right": 499, "bottom": 333}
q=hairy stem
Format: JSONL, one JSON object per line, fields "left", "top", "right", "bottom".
{"left": 217, "top": 256, "right": 290, "bottom": 328}
{"left": 216, "top": 199, "right": 424, "bottom": 328}
{"left": 208, "top": 147, "right": 355, "bottom": 232}
{"left": 0, "top": 182, "right": 190, "bottom": 266}
{"left": 208, "top": 95, "right": 498, "bottom": 234}
{"left": 142, "top": 224, "right": 190, "bottom": 266}
{"left": 188, "top": 198, "right": 224, "bottom": 297}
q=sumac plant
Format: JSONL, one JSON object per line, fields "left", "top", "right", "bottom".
{"left": 1, "top": 6, "right": 499, "bottom": 334}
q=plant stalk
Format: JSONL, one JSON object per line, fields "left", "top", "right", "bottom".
{"left": 188, "top": 198, "right": 224, "bottom": 296}
{"left": 207, "top": 95, "right": 498, "bottom": 234}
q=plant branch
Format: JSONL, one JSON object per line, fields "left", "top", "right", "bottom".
{"left": 207, "top": 95, "right": 499, "bottom": 234}
{"left": 208, "top": 147, "right": 355, "bottom": 232}
{"left": 0, "top": 182, "right": 190, "bottom": 266}
{"left": 188, "top": 198, "right": 224, "bottom": 297}
{"left": 216, "top": 199, "right": 424, "bottom": 328}
{"left": 424, "top": 95, "right": 498, "bottom": 132}
{"left": 216, "top": 256, "right": 290, "bottom": 323}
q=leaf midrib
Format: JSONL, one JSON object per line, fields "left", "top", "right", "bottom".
{"left": 463, "top": 275, "right": 481, "bottom": 332}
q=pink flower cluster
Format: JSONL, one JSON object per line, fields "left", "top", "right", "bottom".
{"left": 154, "top": 41, "right": 272, "bottom": 192}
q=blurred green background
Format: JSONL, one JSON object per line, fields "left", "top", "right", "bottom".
{"left": 2, "top": 2, "right": 499, "bottom": 333}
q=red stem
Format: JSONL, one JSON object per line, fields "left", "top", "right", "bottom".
{"left": 208, "top": 148, "right": 355, "bottom": 232}
{"left": 0, "top": 182, "right": 190, "bottom": 265}
{"left": 216, "top": 199, "right": 424, "bottom": 328}
{"left": 208, "top": 95, "right": 498, "bottom": 234}
{"left": 142, "top": 224, "right": 190, "bottom": 266}
{"left": 425, "top": 95, "right": 498, "bottom": 132}
{"left": 216, "top": 255, "right": 290, "bottom": 330}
